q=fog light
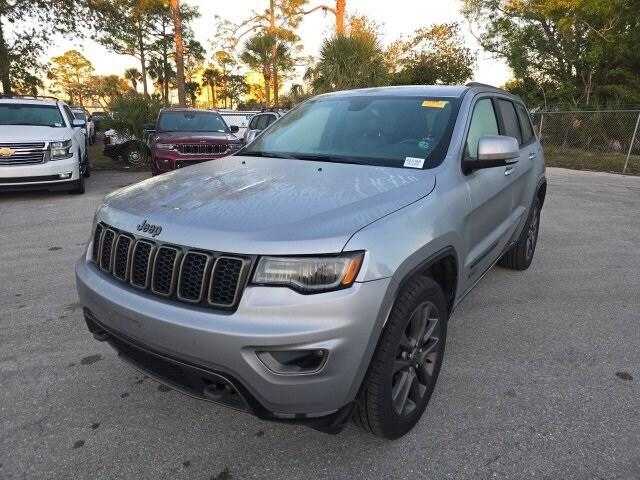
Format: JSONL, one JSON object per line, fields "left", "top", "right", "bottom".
{"left": 58, "top": 172, "right": 72, "bottom": 179}
{"left": 257, "top": 349, "right": 327, "bottom": 374}
{"left": 157, "top": 158, "right": 171, "bottom": 169}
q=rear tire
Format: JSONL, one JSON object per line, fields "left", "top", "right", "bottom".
{"left": 353, "top": 276, "right": 448, "bottom": 440}
{"left": 121, "top": 143, "right": 146, "bottom": 167}
{"left": 499, "top": 197, "right": 541, "bottom": 270}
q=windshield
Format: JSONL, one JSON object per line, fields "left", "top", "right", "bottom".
{"left": 0, "top": 104, "right": 65, "bottom": 127}
{"left": 242, "top": 96, "right": 460, "bottom": 168}
{"left": 158, "top": 111, "right": 228, "bottom": 133}
{"left": 72, "top": 111, "right": 86, "bottom": 121}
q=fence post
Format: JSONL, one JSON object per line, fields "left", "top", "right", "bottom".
{"left": 538, "top": 112, "right": 544, "bottom": 141}
{"left": 623, "top": 111, "right": 640, "bottom": 174}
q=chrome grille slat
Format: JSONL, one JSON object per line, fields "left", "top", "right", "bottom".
{"left": 0, "top": 142, "right": 46, "bottom": 149}
{"left": 176, "top": 144, "right": 229, "bottom": 155}
{"left": 0, "top": 152, "right": 46, "bottom": 165}
{"left": 99, "top": 229, "right": 117, "bottom": 272}
{"left": 151, "top": 246, "right": 181, "bottom": 297}
{"left": 208, "top": 256, "right": 249, "bottom": 307}
{"left": 177, "top": 252, "right": 212, "bottom": 303}
{"left": 113, "top": 235, "right": 134, "bottom": 281}
{"left": 91, "top": 223, "right": 248, "bottom": 309}
{"left": 130, "top": 240, "right": 155, "bottom": 289}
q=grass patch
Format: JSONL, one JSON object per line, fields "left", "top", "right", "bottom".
{"left": 88, "top": 140, "right": 149, "bottom": 172}
{"left": 543, "top": 145, "right": 640, "bottom": 175}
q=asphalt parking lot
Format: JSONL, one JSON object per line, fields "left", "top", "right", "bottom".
{"left": 1, "top": 167, "right": 639, "bottom": 479}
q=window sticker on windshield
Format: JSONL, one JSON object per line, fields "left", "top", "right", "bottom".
{"left": 422, "top": 100, "right": 448, "bottom": 109}
{"left": 404, "top": 157, "right": 425, "bottom": 169}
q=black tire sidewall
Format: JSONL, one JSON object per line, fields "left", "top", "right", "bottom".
{"left": 367, "top": 276, "right": 449, "bottom": 439}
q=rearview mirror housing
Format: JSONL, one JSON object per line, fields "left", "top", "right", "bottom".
{"left": 143, "top": 123, "right": 156, "bottom": 131}
{"left": 464, "top": 135, "right": 519, "bottom": 171}
{"left": 229, "top": 125, "right": 240, "bottom": 133}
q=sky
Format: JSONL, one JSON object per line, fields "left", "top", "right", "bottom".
{"left": 46, "top": 0, "right": 512, "bottom": 88}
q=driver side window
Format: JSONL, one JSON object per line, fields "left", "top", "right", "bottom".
{"left": 465, "top": 98, "right": 499, "bottom": 159}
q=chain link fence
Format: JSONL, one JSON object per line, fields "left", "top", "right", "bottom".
{"left": 530, "top": 110, "right": 640, "bottom": 174}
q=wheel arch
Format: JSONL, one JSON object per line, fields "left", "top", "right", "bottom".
{"left": 347, "top": 246, "right": 459, "bottom": 405}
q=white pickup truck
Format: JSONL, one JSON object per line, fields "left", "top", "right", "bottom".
{"left": 0, "top": 96, "right": 89, "bottom": 194}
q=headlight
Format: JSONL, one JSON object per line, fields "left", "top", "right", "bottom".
{"left": 156, "top": 143, "right": 175, "bottom": 150}
{"left": 253, "top": 252, "right": 364, "bottom": 293}
{"left": 50, "top": 139, "right": 73, "bottom": 159}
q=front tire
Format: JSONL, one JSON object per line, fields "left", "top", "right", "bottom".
{"left": 353, "top": 276, "right": 448, "bottom": 439}
{"left": 499, "top": 197, "right": 541, "bottom": 270}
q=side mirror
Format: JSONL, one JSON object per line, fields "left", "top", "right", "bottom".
{"left": 245, "top": 129, "right": 261, "bottom": 144}
{"left": 143, "top": 123, "right": 156, "bottom": 131}
{"left": 464, "top": 135, "right": 519, "bottom": 171}
{"left": 229, "top": 125, "right": 240, "bottom": 133}
{"left": 72, "top": 119, "right": 86, "bottom": 128}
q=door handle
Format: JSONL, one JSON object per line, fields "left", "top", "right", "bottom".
{"left": 504, "top": 166, "right": 514, "bottom": 176}
{"left": 528, "top": 152, "right": 537, "bottom": 160}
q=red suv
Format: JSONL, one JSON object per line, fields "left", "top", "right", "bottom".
{"left": 149, "top": 109, "right": 242, "bottom": 175}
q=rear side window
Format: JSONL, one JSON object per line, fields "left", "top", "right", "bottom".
{"left": 465, "top": 98, "right": 499, "bottom": 159}
{"left": 496, "top": 99, "right": 522, "bottom": 145}
{"left": 515, "top": 103, "right": 535, "bottom": 144}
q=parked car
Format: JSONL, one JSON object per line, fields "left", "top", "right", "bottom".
{"left": 103, "top": 127, "right": 152, "bottom": 167}
{"left": 91, "top": 111, "right": 110, "bottom": 131}
{"left": 0, "top": 95, "right": 89, "bottom": 193}
{"left": 219, "top": 109, "right": 259, "bottom": 139}
{"left": 147, "top": 108, "right": 242, "bottom": 175}
{"left": 71, "top": 107, "right": 95, "bottom": 145}
{"left": 243, "top": 110, "right": 285, "bottom": 144}
{"left": 76, "top": 84, "right": 546, "bottom": 439}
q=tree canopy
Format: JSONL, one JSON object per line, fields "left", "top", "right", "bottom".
{"left": 462, "top": 0, "right": 640, "bottom": 108}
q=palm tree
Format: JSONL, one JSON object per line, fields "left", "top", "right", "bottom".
{"left": 170, "top": 0, "right": 186, "bottom": 107}
{"left": 310, "top": 34, "right": 387, "bottom": 93}
{"left": 124, "top": 68, "right": 142, "bottom": 92}
{"left": 201, "top": 67, "right": 221, "bottom": 109}
{"left": 241, "top": 33, "right": 276, "bottom": 108}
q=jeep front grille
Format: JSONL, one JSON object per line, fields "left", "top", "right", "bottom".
{"left": 91, "top": 223, "right": 251, "bottom": 310}
{"left": 176, "top": 144, "right": 230, "bottom": 155}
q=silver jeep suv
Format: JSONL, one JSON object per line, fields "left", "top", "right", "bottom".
{"left": 76, "top": 84, "right": 546, "bottom": 439}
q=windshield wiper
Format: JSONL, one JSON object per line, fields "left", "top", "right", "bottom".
{"left": 292, "top": 153, "right": 370, "bottom": 165}
{"left": 241, "top": 151, "right": 300, "bottom": 160}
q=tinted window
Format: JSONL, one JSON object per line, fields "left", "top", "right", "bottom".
{"left": 496, "top": 99, "right": 522, "bottom": 144}
{"left": 0, "top": 104, "right": 65, "bottom": 127}
{"left": 244, "top": 96, "right": 460, "bottom": 168}
{"left": 158, "top": 111, "right": 228, "bottom": 132}
{"left": 256, "top": 115, "right": 270, "bottom": 130}
{"left": 72, "top": 111, "right": 86, "bottom": 121}
{"left": 264, "top": 114, "right": 277, "bottom": 127}
{"left": 465, "top": 98, "right": 499, "bottom": 159}
{"left": 248, "top": 115, "right": 259, "bottom": 129}
{"left": 515, "top": 103, "right": 535, "bottom": 143}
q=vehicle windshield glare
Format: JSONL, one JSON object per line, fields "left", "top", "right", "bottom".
{"left": 0, "top": 104, "right": 65, "bottom": 127}
{"left": 158, "top": 111, "right": 228, "bottom": 133}
{"left": 243, "top": 96, "right": 460, "bottom": 168}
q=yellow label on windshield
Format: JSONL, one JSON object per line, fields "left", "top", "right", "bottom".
{"left": 422, "top": 100, "right": 448, "bottom": 109}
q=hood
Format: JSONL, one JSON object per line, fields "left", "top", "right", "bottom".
{"left": 0, "top": 125, "right": 69, "bottom": 142}
{"left": 99, "top": 155, "right": 436, "bottom": 255}
{"left": 154, "top": 131, "right": 238, "bottom": 144}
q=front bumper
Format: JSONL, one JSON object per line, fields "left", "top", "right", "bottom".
{"left": 152, "top": 151, "right": 233, "bottom": 173}
{"left": 0, "top": 155, "right": 80, "bottom": 189}
{"left": 75, "top": 255, "right": 389, "bottom": 420}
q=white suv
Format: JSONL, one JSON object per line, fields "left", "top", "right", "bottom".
{"left": 0, "top": 96, "right": 89, "bottom": 194}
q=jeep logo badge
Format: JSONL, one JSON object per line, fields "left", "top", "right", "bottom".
{"left": 0, "top": 147, "right": 14, "bottom": 157}
{"left": 137, "top": 220, "right": 163, "bottom": 237}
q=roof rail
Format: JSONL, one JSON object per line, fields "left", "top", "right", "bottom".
{"left": 0, "top": 94, "right": 59, "bottom": 101}
{"left": 465, "top": 82, "right": 503, "bottom": 91}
